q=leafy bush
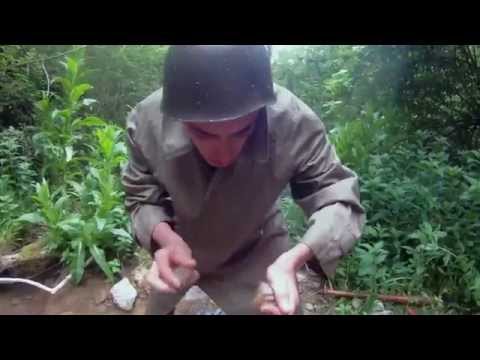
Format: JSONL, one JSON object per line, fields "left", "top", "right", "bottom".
{"left": 0, "top": 127, "right": 38, "bottom": 252}
{"left": 273, "top": 45, "right": 364, "bottom": 129}
{"left": 356, "top": 45, "right": 480, "bottom": 149}
{"left": 335, "top": 132, "right": 480, "bottom": 311}
{"left": 0, "top": 177, "right": 24, "bottom": 253}
{"left": 32, "top": 50, "right": 101, "bottom": 186}
{"left": 84, "top": 45, "right": 168, "bottom": 124}
{"left": 0, "top": 126, "right": 37, "bottom": 193}
{"left": 19, "top": 53, "right": 133, "bottom": 284}
{"left": 0, "top": 45, "right": 45, "bottom": 128}
{"left": 280, "top": 196, "right": 307, "bottom": 246}
{"left": 32, "top": 45, "right": 169, "bottom": 125}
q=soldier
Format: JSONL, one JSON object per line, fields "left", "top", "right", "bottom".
{"left": 122, "top": 45, "right": 366, "bottom": 315}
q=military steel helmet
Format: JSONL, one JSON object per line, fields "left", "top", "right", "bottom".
{"left": 161, "top": 45, "right": 276, "bottom": 122}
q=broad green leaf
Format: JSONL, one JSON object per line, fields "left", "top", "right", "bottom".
{"left": 68, "top": 181, "right": 84, "bottom": 195}
{"left": 96, "top": 127, "right": 115, "bottom": 158}
{"left": 57, "top": 216, "right": 83, "bottom": 233}
{"left": 17, "top": 213, "right": 45, "bottom": 224}
{"left": 71, "top": 240, "right": 86, "bottom": 284}
{"left": 51, "top": 109, "right": 60, "bottom": 121}
{"left": 55, "top": 195, "right": 69, "bottom": 210}
{"left": 111, "top": 228, "right": 132, "bottom": 239}
{"left": 114, "top": 143, "right": 128, "bottom": 156}
{"left": 80, "top": 116, "right": 107, "bottom": 127}
{"left": 66, "top": 57, "right": 78, "bottom": 80}
{"left": 96, "top": 217, "right": 107, "bottom": 232}
{"left": 89, "top": 167, "right": 101, "bottom": 181}
{"left": 70, "top": 84, "right": 93, "bottom": 103}
{"left": 58, "top": 77, "right": 72, "bottom": 93}
{"left": 35, "top": 179, "right": 51, "bottom": 205}
{"left": 89, "top": 245, "right": 114, "bottom": 282}
{"left": 35, "top": 98, "right": 50, "bottom": 112}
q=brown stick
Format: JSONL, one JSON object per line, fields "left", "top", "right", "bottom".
{"left": 318, "top": 288, "right": 433, "bottom": 306}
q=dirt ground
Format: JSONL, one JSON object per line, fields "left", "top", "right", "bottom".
{"left": 0, "top": 265, "right": 333, "bottom": 315}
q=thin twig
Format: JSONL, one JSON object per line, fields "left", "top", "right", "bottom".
{"left": 317, "top": 288, "right": 433, "bottom": 306}
{"left": 41, "top": 62, "right": 50, "bottom": 97}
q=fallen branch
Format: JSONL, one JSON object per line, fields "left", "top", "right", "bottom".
{"left": 0, "top": 274, "right": 72, "bottom": 295}
{"left": 318, "top": 288, "right": 433, "bottom": 306}
{"left": 0, "top": 241, "right": 56, "bottom": 277}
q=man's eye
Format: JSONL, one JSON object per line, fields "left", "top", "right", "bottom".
{"left": 194, "top": 129, "right": 212, "bottom": 138}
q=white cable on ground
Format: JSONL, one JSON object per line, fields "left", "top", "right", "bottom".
{"left": 0, "top": 274, "right": 72, "bottom": 295}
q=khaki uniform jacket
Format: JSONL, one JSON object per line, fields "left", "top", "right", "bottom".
{"left": 122, "top": 84, "right": 366, "bottom": 279}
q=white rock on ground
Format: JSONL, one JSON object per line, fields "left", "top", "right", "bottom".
{"left": 110, "top": 278, "right": 138, "bottom": 311}
{"left": 305, "top": 303, "right": 315, "bottom": 311}
{"left": 370, "top": 301, "right": 393, "bottom": 315}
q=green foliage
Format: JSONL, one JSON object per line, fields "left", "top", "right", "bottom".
{"left": 2, "top": 44, "right": 479, "bottom": 312}
{"left": 273, "top": 46, "right": 364, "bottom": 129}
{"left": 32, "top": 45, "right": 169, "bottom": 124}
{"left": 274, "top": 45, "right": 480, "bottom": 149}
{"left": 0, "top": 45, "right": 45, "bottom": 128}
{"left": 280, "top": 196, "right": 307, "bottom": 245}
{"left": 283, "top": 130, "right": 480, "bottom": 311}
{"left": 274, "top": 45, "right": 480, "bottom": 312}
{"left": 328, "top": 106, "right": 406, "bottom": 171}
{"left": 0, "top": 127, "right": 38, "bottom": 252}
{"left": 0, "top": 127, "right": 37, "bottom": 193}
{"left": 0, "top": 177, "right": 23, "bottom": 253}
{"left": 335, "top": 132, "right": 480, "bottom": 311}
{"left": 381, "top": 46, "right": 479, "bottom": 148}
{"left": 18, "top": 53, "right": 133, "bottom": 283}
{"left": 32, "top": 50, "right": 101, "bottom": 186}
{"left": 84, "top": 45, "right": 168, "bottom": 123}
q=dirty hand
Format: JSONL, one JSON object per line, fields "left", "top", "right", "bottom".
{"left": 147, "top": 222, "right": 200, "bottom": 294}
{"left": 255, "top": 243, "right": 314, "bottom": 315}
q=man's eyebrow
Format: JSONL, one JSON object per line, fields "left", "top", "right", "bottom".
{"left": 191, "top": 126, "right": 212, "bottom": 135}
{"left": 189, "top": 122, "right": 254, "bottom": 136}
{"left": 232, "top": 123, "right": 254, "bottom": 136}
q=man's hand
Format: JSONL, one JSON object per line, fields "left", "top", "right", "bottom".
{"left": 147, "top": 222, "right": 199, "bottom": 294}
{"left": 255, "top": 243, "right": 314, "bottom": 315}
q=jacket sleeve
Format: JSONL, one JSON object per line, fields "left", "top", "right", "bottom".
{"left": 289, "top": 110, "right": 366, "bottom": 279}
{"left": 121, "top": 106, "right": 174, "bottom": 253}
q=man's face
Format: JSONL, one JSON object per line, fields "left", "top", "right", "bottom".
{"left": 183, "top": 111, "right": 258, "bottom": 168}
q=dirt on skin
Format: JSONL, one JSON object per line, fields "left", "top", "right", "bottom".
{"left": 0, "top": 265, "right": 332, "bottom": 315}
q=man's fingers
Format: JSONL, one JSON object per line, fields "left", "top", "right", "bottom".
{"left": 254, "top": 281, "right": 286, "bottom": 315}
{"left": 172, "top": 253, "right": 197, "bottom": 269}
{"left": 271, "top": 276, "right": 293, "bottom": 314}
{"left": 254, "top": 282, "right": 275, "bottom": 308}
{"left": 172, "top": 267, "right": 199, "bottom": 288}
{"left": 147, "top": 264, "right": 177, "bottom": 294}
{"left": 148, "top": 276, "right": 177, "bottom": 294}
{"left": 266, "top": 267, "right": 300, "bottom": 315}
{"left": 155, "top": 251, "right": 181, "bottom": 289}
{"left": 189, "top": 270, "right": 200, "bottom": 284}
